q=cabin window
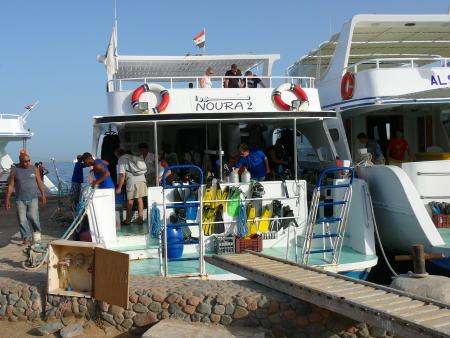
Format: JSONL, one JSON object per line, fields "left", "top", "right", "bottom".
{"left": 329, "top": 128, "right": 339, "bottom": 142}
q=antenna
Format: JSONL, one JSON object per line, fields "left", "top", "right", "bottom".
{"left": 114, "top": 0, "right": 118, "bottom": 53}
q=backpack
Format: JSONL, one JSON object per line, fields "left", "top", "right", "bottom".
{"left": 126, "top": 155, "right": 147, "bottom": 176}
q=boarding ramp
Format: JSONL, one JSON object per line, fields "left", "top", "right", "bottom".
{"left": 206, "top": 251, "right": 450, "bottom": 338}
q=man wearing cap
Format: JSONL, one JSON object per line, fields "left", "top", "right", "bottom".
{"left": 5, "top": 153, "right": 46, "bottom": 245}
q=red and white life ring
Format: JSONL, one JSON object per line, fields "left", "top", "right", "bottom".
{"left": 272, "top": 83, "right": 309, "bottom": 111}
{"left": 340, "top": 72, "right": 355, "bottom": 100}
{"left": 131, "top": 83, "right": 170, "bottom": 114}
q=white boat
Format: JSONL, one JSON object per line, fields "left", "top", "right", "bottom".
{"left": 0, "top": 107, "right": 58, "bottom": 194}
{"left": 84, "top": 26, "right": 378, "bottom": 280}
{"left": 288, "top": 13, "right": 450, "bottom": 273}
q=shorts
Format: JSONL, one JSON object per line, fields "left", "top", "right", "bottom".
{"left": 126, "top": 182, "right": 148, "bottom": 200}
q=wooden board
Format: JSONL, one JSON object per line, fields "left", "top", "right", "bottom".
{"left": 94, "top": 247, "right": 129, "bottom": 308}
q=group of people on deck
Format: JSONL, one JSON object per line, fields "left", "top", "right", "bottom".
{"left": 199, "top": 64, "right": 265, "bottom": 89}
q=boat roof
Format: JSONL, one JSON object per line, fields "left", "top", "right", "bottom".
{"left": 101, "top": 54, "right": 280, "bottom": 80}
{"left": 289, "top": 14, "right": 450, "bottom": 77}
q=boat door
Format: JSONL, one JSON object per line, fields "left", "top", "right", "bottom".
{"left": 366, "top": 115, "right": 403, "bottom": 157}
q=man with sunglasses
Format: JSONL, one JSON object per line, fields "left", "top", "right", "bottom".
{"left": 5, "top": 153, "right": 46, "bottom": 245}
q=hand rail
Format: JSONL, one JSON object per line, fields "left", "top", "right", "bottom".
{"left": 107, "top": 75, "right": 316, "bottom": 90}
{"left": 346, "top": 57, "right": 449, "bottom": 73}
{"left": 417, "top": 171, "right": 450, "bottom": 176}
{"left": 316, "top": 167, "right": 355, "bottom": 188}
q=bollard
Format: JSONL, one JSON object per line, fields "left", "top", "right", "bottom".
{"left": 395, "top": 244, "right": 443, "bottom": 278}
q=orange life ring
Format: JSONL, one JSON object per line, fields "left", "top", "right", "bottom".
{"left": 341, "top": 72, "right": 355, "bottom": 100}
{"left": 272, "top": 83, "right": 309, "bottom": 111}
{"left": 131, "top": 83, "right": 170, "bottom": 114}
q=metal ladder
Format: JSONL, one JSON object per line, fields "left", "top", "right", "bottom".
{"left": 301, "top": 167, "right": 354, "bottom": 266}
{"left": 160, "top": 165, "right": 205, "bottom": 277}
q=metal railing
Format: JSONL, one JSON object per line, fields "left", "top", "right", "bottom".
{"left": 107, "top": 75, "right": 315, "bottom": 91}
{"left": 0, "top": 114, "right": 23, "bottom": 120}
{"left": 346, "top": 57, "right": 450, "bottom": 73}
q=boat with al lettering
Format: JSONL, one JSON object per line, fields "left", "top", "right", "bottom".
{"left": 82, "top": 25, "right": 378, "bottom": 280}
{"left": 288, "top": 13, "right": 450, "bottom": 274}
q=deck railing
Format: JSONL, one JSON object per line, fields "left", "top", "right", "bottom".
{"left": 0, "top": 114, "right": 22, "bottom": 120}
{"left": 346, "top": 57, "right": 450, "bottom": 73}
{"left": 107, "top": 76, "right": 315, "bottom": 92}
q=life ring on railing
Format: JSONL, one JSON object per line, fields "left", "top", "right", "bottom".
{"left": 131, "top": 83, "right": 170, "bottom": 114}
{"left": 340, "top": 72, "right": 355, "bottom": 100}
{"left": 272, "top": 83, "right": 309, "bottom": 111}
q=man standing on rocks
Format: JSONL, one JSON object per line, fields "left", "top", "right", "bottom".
{"left": 5, "top": 153, "right": 46, "bottom": 245}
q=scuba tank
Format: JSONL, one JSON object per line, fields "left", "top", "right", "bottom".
{"left": 229, "top": 168, "right": 239, "bottom": 183}
{"left": 241, "top": 168, "right": 251, "bottom": 183}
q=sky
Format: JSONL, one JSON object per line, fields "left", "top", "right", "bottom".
{"left": 1, "top": 0, "right": 448, "bottom": 161}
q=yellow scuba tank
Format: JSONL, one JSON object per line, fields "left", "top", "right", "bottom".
{"left": 247, "top": 202, "right": 257, "bottom": 236}
{"left": 258, "top": 206, "right": 272, "bottom": 233}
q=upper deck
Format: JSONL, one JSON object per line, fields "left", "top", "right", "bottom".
{"left": 287, "top": 14, "right": 450, "bottom": 111}
{"left": 98, "top": 53, "right": 323, "bottom": 119}
{"left": 0, "top": 114, "right": 33, "bottom": 141}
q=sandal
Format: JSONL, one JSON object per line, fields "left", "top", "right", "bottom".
{"left": 136, "top": 217, "right": 144, "bottom": 225}
{"left": 122, "top": 220, "right": 131, "bottom": 225}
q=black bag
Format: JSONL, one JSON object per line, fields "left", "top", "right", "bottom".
{"left": 281, "top": 205, "right": 294, "bottom": 229}
{"left": 272, "top": 200, "right": 282, "bottom": 217}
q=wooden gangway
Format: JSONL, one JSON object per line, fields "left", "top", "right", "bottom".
{"left": 205, "top": 251, "right": 450, "bottom": 338}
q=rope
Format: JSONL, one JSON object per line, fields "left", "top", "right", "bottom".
{"left": 150, "top": 202, "right": 161, "bottom": 238}
{"left": 237, "top": 201, "right": 248, "bottom": 237}
{"left": 22, "top": 187, "right": 95, "bottom": 271}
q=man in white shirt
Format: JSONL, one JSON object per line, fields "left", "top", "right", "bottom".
{"left": 138, "top": 143, "right": 155, "bottom": 186}
{"left": 115, "top": 149, "right": 147, "bottom": 225}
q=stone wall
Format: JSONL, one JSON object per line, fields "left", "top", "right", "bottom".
{"left": 42, "top": 277, "right": 394, "bottom": 338}
{"left": 0, "top": 282, "right": 41, "bottom": 322}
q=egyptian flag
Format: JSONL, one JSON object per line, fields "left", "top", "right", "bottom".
{"left": 193, "top": 29, "right": 205, "bottom": 48}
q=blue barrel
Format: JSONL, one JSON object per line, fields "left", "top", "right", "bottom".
{"left": 167, "top": 227, "right": 184, "bottom": 259}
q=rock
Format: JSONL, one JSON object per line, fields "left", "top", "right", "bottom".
{"left": 267, "top": 301, "right": 279, "bottom": 314}
{"left": 152, "top": 293, "right": 165, "bottom": 303}
{"left": 196, "top": 303, "right": 211, "bottom": 315}
{"left": 220, "top": 314, "right": 233, "bottom": 325}
{"left": 183, "top": 305, "right": 196, "bottom": 315}
{"left": 190, "top": 312, "right": 201, "bottom": 322}
{"left": 210, "top": 313, "right": 221, "bottom": 323}
{"left": 166, "top": 293, "right": 179, "bottom": 304}
{"left": 225, "top": 303, "right": 235, "bottom": 315}
{"left": 0, "top": 296, "right": 7, "bottom": 306}
{"left": 99, "top": 301, "right": 109, "bottom": 312}
{"left": 78, "top": 305, "right": 87, "bottom": 313}
{"left": 124, "top": 310, "right": 135, "bottom": 319}
{"left": 308, "top": 311, "right": 322, "bottom": 323}
{"left": 36, "top": 322, "right": 64, "bottom": 336}
{"left": 133, "top": 312, "right": 157, "bottom": 327}
{"left": 139, "top": 295, "right": 151, "bottom": 306}
{"left": 13, "top": 307, "right": 25, "bottom": 316}
{"left": 187, "top": 296, "right": 201, "bottom": 306}
{"left": 268, "top": 313, "right": 281, "bottom": 324}
{"left": 356, "top": 323, "right": 370, "bottom": 338}
{"left": 100, "top": 312, "right": 114, "bottom": 325}
{"left": 369, "top": 326, "right": 387, "bottom": 338}
{"left": 16, "top": 299, "right": 27, "bottom": 309}
{"left": 129, "top": 294, "right": 138, "bottom": 304}
{"left": 22, "top": 289, "right": 31, "bottom": 301}
{"left": 233, "top": 306, "right": 248, "bottom": 319}
{"left": 168, "top": 303, "right": 181, "bottom": 315}
{"left": 121, "top": 318, "right": 133, "bottom": 330}
{"left": 60, "top": 323, "right": 84, "bottom": 338}
{"left": 114, "top": 312, "right": 124, "bottom": 325}
{"left": 148, "top": 302, "right": 161, "bottom": 313}
{"left": 133, "top": 303, "right": 148, "bottom": 313}
{"left": 235, "top": 297, "right": 247, "bottom": 308}
{"left": 109, "top": 305, "right": 123, "bottom": 316}
{"left": 8, "top": 294, "right": 19, "bottom": 303}
{"left": 213, "top": 304, "right": 225, "bottom": 315}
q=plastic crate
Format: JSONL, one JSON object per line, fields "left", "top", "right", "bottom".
{"left": 214, "top": 236, "right": 235, "bottom": 255}
{"left": 235, "top": 235, "right": 263, "bottom": 254}
{"left": 432, "top": 214, "right": 450, "bottom": 228}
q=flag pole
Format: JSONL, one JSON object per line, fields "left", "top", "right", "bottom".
{"left": 202, "top": 27, "right": 206, "bottom": 55}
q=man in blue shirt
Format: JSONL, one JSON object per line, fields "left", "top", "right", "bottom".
{"left": 357, "top": 132, "right": 385, "bottom": 164}
{"left": 236, "top": 144, "right": 270, "bottom": 181}
{"left": 70, "top": 155, "right": 85, "bottom": 208}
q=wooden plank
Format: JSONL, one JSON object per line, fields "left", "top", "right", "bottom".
{"left": 335, "top": 286, "right": 374, "bottom": 298}
{"left": 361, "top": 294, "right": 402, "bottom": 307}
{"left": 417, "top": 314, "right": 450, "bottom": 328}
{"left": 345, "top": 290, "right": 387, "bottom": 301}
{"left": 323, "top": 283, "right": 366, "bottom": 294}
{"left": 386, "top": 300, "right": 426, "bottom": 314}
{"left": 400, "top": 305, "right": 441, "bottom": 318}
{"left": 300, "top": 278, "right": 350, "bottom": 290}
{"left": 94, "top": 247, "right": 129, "bottom": 308}
{"left": 289, "top": 275, "right": 332, "bottom": 284}
{"left": 410, "top": 309, "right": 450, "bottom": 323}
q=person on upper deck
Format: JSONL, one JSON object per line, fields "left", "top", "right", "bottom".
{"left": 243, "top": 70, "right": 266, "bottom": 88}
{"left": 224, "top": 64, "right": 242, "bottom": 88}
{"left": 387, "top": 130, "right": 411, "bottom": 165}
{"left": 357, "top": 132, "right": 385, "bottom": 164}
{"left": 235, "top": 143, "right": 270, "bottom": 181}
{"left": 200, "top": 67, "right": 213, "bottom": 88}
{"left": 81, "top": 152, "right": 115, "bottom": 189}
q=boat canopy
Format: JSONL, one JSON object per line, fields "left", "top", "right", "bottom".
{"left": 289, "top": 14, "right": 450, "bottom": 79}
{"left": 100, "top": 54, "right": 280, "bottom": 81}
